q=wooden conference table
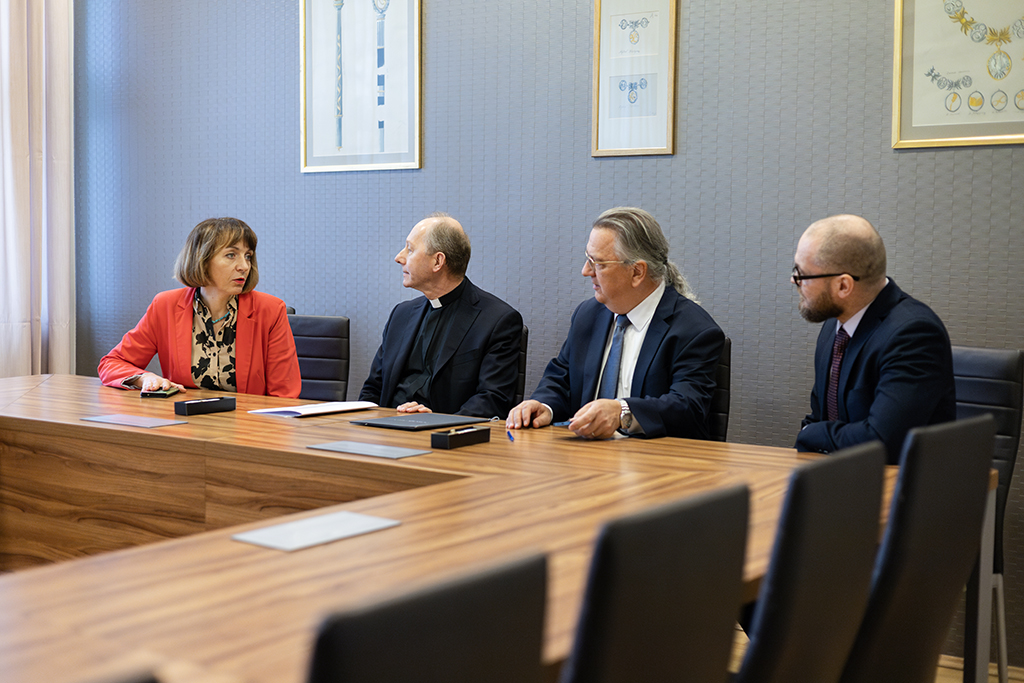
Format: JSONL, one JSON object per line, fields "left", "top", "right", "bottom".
{"left": 0, "top": 375, "right": 982, "bottom": 683}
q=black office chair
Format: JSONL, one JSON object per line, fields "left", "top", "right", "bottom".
{"left": 952, "top": 345, "right": 1024, "bottom": 683}
{"left": 89, "top": 674, "right": 158, "bottom": 683}
{"left": 514, "top": 325, "right": 529, "bottom": 406}
{"left": 288, "top": 314, "right": 350, "bottom": 401}
{"left": 308, "top": 554, "right": 546, "bottom": 683}
{"left": 735, "top": 441, "right": 885, "bottom": 683}
{"left": 708, "top": 337, "right": 731, "bottom": 442}
{"left": 560, "top": 485, "right": 748, "bottom": 683}
{"left": 839, "top": 415, "right": 997, "bottom": 683}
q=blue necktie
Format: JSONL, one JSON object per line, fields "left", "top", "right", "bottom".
{"left": 598, "top": 315, "right": 630, "bottom": 399}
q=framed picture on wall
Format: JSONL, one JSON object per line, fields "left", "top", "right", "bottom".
{"left": 591, "top": 0, "right": 677, "bottom": 156}
{"left": 301, "top": 0, "right": 421, "bottom": 172}
{"left": 892, "top": 0, "right": 1024, "bottom": 148}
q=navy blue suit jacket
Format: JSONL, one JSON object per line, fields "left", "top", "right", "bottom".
{"left": 796, "top": 279, "right": 956, "bottom": 463}
{"left": 359, "top": 279, "right": 523, "bottom": 418}
{"left": 530, "top": 287, "right": 725, "bottom": 439}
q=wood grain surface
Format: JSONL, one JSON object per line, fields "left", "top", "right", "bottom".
{"left": 0, "top": 375, "right": 885, "bottom": 683}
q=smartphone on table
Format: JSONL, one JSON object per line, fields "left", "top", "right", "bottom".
{"left": 140, "top": 387, "right": 180, "bottom": 398}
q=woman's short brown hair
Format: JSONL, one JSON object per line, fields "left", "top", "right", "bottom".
{"left": 173, "top": 217, "right": 259, "bottom": 293}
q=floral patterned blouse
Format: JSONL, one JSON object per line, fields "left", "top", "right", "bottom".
{"left": 191, "top": 295, "right": 238, "bottom": 392}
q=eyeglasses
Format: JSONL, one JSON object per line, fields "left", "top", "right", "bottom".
{"left": 791, "top": 266, "right": 860, "bottom": 287}
{"left": 584, "top": 252, "right": 629, "bottom": 270}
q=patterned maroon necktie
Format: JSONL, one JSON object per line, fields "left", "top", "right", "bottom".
{"left": 826, "top": 326, "right": 850, "bottom": 422}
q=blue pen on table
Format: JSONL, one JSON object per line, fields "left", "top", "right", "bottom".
{"left": 507, "top": 430, "right": 515, "bottom": 442}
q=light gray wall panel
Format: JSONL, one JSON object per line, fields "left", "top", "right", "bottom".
{"left": 75, "top": 0, "right": 1024, "bottom": 664}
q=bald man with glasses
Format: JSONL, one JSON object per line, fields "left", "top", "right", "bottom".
{"left": 792, "top": 214, "right": 955, "bottom": 463}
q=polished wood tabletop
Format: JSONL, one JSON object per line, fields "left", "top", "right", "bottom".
{"left": 0, "top": 375, "right": 860, "bottom": 683}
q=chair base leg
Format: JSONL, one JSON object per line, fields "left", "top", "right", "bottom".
{"left": 966, "top": 489, "right": 996, "bottom": 683}
{"left": 995, "top": 572, "right": 1008, "bottom": 683}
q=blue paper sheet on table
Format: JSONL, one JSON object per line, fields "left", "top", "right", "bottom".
{"left": 308, "top": 440, "right": 430, "bottom": 459}
{"left": 81, "top": 414, "right": 187, "bottom": 428}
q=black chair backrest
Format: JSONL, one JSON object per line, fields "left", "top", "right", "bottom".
{"left": 515, "top": 325, "right": 529, "bottom": 406}
{"left": 708, "top": 337, "right": 731, "bottom": 442}
{"left": 736, "top": 442, "right": 885, "bottom": 683}
{"left": 91, "top": 675, "right": 159, "bottom": 683}
{"left": 308, "top": 554, "right": 546, "bottom": 683}
{"left": 288, "top": 314, "right": 350, "bottom": 401}
{"left": 560, "top": 485, "right": 748, "bottom": 683}
{"left": 840, "top": 415, "right": 997, "bottom": 683}
{"left": 951, "top": 345, "right": 1024, "bottom": 573}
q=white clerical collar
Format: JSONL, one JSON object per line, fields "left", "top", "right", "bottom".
{"left": 623, "top": 280, "right": 666, "bottom": 333}
{"left": 426, "top": 278, "right": 468, "bottom": 309}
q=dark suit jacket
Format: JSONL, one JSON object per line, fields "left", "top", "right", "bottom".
{"left": 359, "top": 279, "right": 523, "bottom": 418}
{"left": 530, "top": 287, "right": 725, "bottom": 439}
{"left": 796, "top": 279, "right": 956, "bottom": 463}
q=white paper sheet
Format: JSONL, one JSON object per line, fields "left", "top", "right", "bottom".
{"left": 232, "top": 510, "right": 400, "bottom": 551}
{"left": 248, "top": 400, "right": 377, "bottom": 417}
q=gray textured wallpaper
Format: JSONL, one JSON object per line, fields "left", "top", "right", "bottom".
{"left": 75, "top": 0, "right": 1024, "bottom": 665}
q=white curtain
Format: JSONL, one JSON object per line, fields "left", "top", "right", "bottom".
{"left": 0, "top": 0, "right": 75, "bottom": 378}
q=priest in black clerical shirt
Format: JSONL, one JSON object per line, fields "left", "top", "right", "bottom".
{"left": 359, "top": 213, "right": 524, "bottom": 418}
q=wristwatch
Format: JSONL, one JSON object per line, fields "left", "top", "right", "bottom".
{"left": 618, "top": 399, "right": 633, "bottom": 432}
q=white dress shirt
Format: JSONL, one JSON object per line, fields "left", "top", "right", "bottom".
{"left": 594, "top": 280, "right": 666, "bottom": 401}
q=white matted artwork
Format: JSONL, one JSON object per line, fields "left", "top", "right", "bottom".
{"left": 592, "top": 0, "right": 676, "bottom": 156}
{"left": 893, "top": 0, "right": 1024, "bottom": 148}
{"left": 301, "top": 0, "right": 421, "bottom": 172}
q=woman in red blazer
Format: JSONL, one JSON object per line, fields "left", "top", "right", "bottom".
{"left": 98, "top": 218, "right": 301, "bottom": 398}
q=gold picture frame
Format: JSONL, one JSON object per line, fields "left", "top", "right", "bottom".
{"left": 301, "top": 0, "right": 421, "bottom": 172}
{"left": 892, "top": 0, "right": 1024, "bottom": 149}
{"left": 591, "top": 0, "right": 677, "bottom": 156}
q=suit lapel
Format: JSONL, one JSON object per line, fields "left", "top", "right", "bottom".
{"left": 581, "top": 305, "right": 614, "bottom": 402}
{"left": 175, "top": 289, "right": 197, "bottom": 382}
{"left": 814, "top": 326, "right": 833, "bottom": 415}
{"left": 433, "top": 283, "right": 481, "bottom": 374}
{"left": 632, "top": 289, "right": 672, "bottom": 396}
{"left": 234, "top": 293, "right": 253, "bottom": 393}
{"left": 836, "top": 281, "right": 902, "bottom": 412}
{"left": 384, "top": 299, "right": 428, "bottom": 400}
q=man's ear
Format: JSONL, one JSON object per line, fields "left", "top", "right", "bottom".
{"left": 432, "top": 251, "right": 447, "bottom": 273}
{"left": 834, "top": 273, "right": 856, "bottom": 299}
{"left": 631, "top": 260, "right": 648, "bottom": 286}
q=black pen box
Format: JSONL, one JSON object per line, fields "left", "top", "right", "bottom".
{"left": 431, "top": 425, "right": 491, "bottom": 449}
{"left": 174, "top": 396, "right": 236, "bottom": 416}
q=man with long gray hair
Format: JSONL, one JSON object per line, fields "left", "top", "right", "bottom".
{"left": 507, "top": 207, "right": 725, "bottom": 439}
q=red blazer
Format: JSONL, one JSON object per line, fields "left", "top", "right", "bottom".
{"left": 98, "top": 288, "right": 301, "bottom": 398}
